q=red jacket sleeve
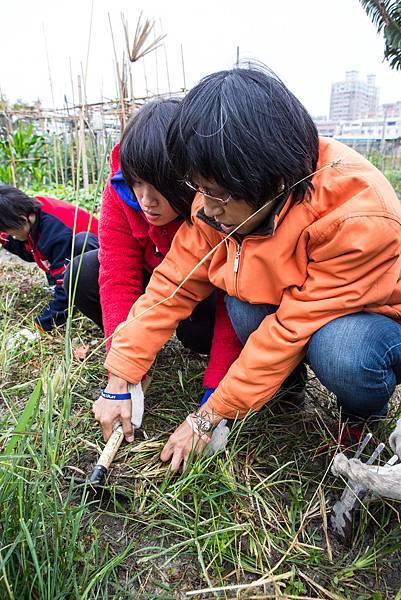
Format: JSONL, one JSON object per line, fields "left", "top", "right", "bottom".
{"left": 202, "top": 291, "right": 243, "bottom": 388}
{"left": 98, "top": 178, "right": 144, "bottom": 350}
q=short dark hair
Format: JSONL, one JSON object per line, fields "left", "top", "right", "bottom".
{"left": 120, "top": 98, "right": 195, "bottom": 221}
{"left": 166, "top": 64, "right": 319, "bottom": 209}
{"left": 0, "top": 185, "right": 41, "bottom": 231}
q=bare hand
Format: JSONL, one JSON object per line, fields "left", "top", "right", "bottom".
{"left": 92, "top": 375, "right": 134, "bottom": 442}
{"left": 160, "top": 418, "right": 209, "bottom": 472}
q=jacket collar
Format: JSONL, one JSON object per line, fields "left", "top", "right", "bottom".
{"left": 110, "top": 169, "right": 185, "bottom": 229}
{"left": 110, "top": 169, "right": 141, "bottom": 212}
{"left": 27, "top": 208, "right": 42, "bottom": 243}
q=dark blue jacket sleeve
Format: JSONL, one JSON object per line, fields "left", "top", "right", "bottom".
{"left": 0, "top": 235, "right": 35, "bottom": 262}
{"left": 36, "top": 217, "right": 73, "bottom": 331}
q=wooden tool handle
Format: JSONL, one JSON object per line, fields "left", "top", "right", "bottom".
{"left": 97, "top": 430, "right": 125, "bottom": 469}
{"left": 89, "top": 375, "right": 152, "bottom": 485}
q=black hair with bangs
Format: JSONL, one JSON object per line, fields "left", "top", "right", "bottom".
{"left": 0, "top": 185, "right": 41, "bottom": 231}
{"left": 166, "top": 63, "right": 319, "bottom": 208}
{"left": 120, "top": 98, "right": 194, "bottom": 221}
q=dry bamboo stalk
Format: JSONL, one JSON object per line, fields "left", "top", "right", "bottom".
{"left": 162, "top": 35, "right": 171, "bottom": 96}
{"left": 4, "top": 111, "right": 17, "bottom": 186}
{"left": 69, "top": 135, "right": 76, "bottom": 190}
{"left": 154, "top": 28, "right": 160, "bottom": 96}
{"left": 57, "top": 136, "right": 65, "bottom": 187}
{"left": 44, "top": 140, "right": 52, "bottom": 185}
{"left": 298, "top": 570, "right": 342, "bottom": 600}
{"left": 186, "top": 571, "right": 292, "bottom": 596}
{"left": 42, "top": 24, "right": 55, "bottom": 107}
{"left": 74, "top": 118, "right": 82, "bottom": 192}
{"left": 318, "top": 486, "right": 333, "bottom": 562}
{"left": 108, "top": 13, "right": 127, "bottom": 131}
{"left": 180, "top": 44, "right": 187, "bottom": 91}
{"left": 52, "top": 136, "right": 59, "bottom": 187}
{"left": 122, "top": 12, "right": 165, "bottom": 64}
{"left": 79, "top": 61, "right": 96, "bottom": 186}
{"left": 77, "top": 75, "right": 89, "bottom": 191}
{"left": 88, "top": 131, "right": 96, "bottom": 186}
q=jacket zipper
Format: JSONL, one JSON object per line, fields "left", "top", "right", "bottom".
{"left": 233, "top": 242, "right": 242, "bottom": 273}
{"left": 233, "top": 241, "right": 242, "bottom": 296}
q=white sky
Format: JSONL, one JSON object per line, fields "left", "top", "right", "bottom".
{"left": 1, "top": 0, "right": 400, "bottom": 117}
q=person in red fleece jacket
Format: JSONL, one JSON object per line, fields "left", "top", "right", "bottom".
{"left": 65, "top": 99, "right": 242, "bottom": 425}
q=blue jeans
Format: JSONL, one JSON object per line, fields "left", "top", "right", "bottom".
{"left": 225, "top": 296, "right": 401, "bottom": 420}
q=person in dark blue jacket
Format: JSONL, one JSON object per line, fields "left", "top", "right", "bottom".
{"left": 0, "top": 185, "right": 99, "bottom": 331}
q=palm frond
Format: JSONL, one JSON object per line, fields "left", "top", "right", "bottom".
{"left": 384, "top": 45, "right": 401, "bottom": 70}
{"left": 359, "top": 0, "right": 390, "bottom": 31}
{"left": 359, "top": 0, "right": 401, "bottom": 70}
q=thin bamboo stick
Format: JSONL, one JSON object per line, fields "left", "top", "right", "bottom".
{"left": 180, "top": 44, "right": 187, "bottom": 92}
{"left": 77, "top": 75, "right": 89, "bottom": 191}
{"left": 52, "top": 136, "right": 59, "bottom": 187}
{"left": 108, "top": 13, "right": 127, "bottom": 131}
{"left": 4, "top": 111, "right": 17, "bottom": 186}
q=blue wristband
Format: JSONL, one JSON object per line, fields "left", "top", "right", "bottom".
{"left": 101, "top": 390, "right": 131, "bottom": 401}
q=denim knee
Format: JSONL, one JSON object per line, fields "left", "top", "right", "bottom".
{"left": 307, "top": 313, "right": 401, "bottom": 419}
{"left": 225, "top": 296, "right": 277, "bottom": 345}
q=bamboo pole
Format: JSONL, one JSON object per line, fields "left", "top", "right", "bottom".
{"left": 69, "top": 133, "right": 76, "bottom": 189}
{"left": 180, "top": 44, "right": 187, "bottom": 92}
{"left": 154, "top": 28, "right": 160, "bottom": 96}
{"left": 162, "top": 36, "right": 171, "bottom": 96}
{"left": 4, "top": 110, "right": 17, "bottom": 187}
{"left": 57, "top": 136, "right": 66, "bottom": 187}
{"left": 77, "top": 75, "right": 89, "bottom": 191}
{"left": 108, "top": 13, "right": 127, "bottom": 132}
{"left": 80, "top": 61, "right": 96, "bottom": 186}
{"left": 44, "top": 138, "right": 52, "bottom": 186}
{"left": 52, "top": 135, "right": 59, "bottom": 187}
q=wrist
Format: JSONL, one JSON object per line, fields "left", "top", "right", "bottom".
{"left": 186, "top": 405, "right": 223, "bottom": 442}
{"left": 185, "top": 415, "right": 213, "bottom": 443}
{"left": 107, "top": 374, "right": 129, "bottom": 393}
{"left": 194, "top": 402, "right": 223, "bottom": 427}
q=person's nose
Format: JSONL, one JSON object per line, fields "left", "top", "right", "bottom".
{"left": 203, "top": 196, "right": 224, "bottom": 219}
{"left": 141, "top": 185, "right": 159, "bottom": 209}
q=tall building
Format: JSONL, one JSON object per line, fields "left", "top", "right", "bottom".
{"left": 329, "top": 71, "right": 379, "bottom": 121}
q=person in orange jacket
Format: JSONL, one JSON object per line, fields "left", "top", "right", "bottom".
{"left": 94, "top": 64, "right": 401, "bottom": 472}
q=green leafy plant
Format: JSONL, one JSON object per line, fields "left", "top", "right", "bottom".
{"left": 360, "top": 0, "right": 401, "bottom": 70}
{"left": 0, "top": 122, "right": 47, "bottom": 187}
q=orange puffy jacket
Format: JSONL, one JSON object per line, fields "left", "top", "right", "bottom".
{"left": 105, "top": 137, "right": 401, "bottom": 418}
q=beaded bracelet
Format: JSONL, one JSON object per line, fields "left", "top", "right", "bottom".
{"left": 185, "top": 415, "right": 212, "bottom": 443}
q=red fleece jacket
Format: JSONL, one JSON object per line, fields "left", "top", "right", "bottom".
{"left": 98, "top": 144, "right": 242, "bottom": 388}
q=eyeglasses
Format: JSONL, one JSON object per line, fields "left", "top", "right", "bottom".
{"left": 184, "top": 180, "right": 233, "bottom": 205}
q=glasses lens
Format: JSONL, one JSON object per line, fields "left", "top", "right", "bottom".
{"left": 185, "top": 180, "right": 231, "bottom": 204}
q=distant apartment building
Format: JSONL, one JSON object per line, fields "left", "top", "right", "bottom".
{"left": 329, "top": 71, "right": 379, "bottom": 121}
{"left": 314, "top": 71, "right": 401, "bottom": 151}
